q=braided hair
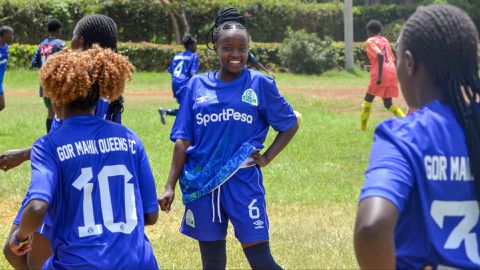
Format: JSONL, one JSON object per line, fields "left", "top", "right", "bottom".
{"left": 206, "top": 7, "right": 246, "bottom": 50}
{"left": 401, "top": 5, "right": 480, "bottom": 197}
{"left": 75, "top": 14, "right": 117, "bottom": 51}
{"left": 72, "top": 14, "right": 124, "bottom": 119}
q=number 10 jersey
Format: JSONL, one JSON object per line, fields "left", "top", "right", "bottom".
{"left": 26, "top": 116, "right": 159, "bottom": 270}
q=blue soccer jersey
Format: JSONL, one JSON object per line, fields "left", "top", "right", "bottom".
{"left": 25, "top": 116, "right": 158, "bottom": 269}
{"left": 13, "top": 99, "right": 122, "bottom": 232}
{"left": 171, "top": 69, "right": 296, "bottom": 201}
{"left": 31, "top": 38, "right": 65, "bottom": 68}
{"left": 360, "top": 100, "right": 480, "bottom": 269}
{"left": 0, "top": 43, "right": 8, "bottom": 94}
{"left": 167, "top": 50, "right": 199, "bottom": 99}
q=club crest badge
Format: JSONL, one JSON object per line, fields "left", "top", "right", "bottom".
{"left": 242, "top": 88, "right": 258, "bottom": 106}
{"left": 186, "top": 209, "right": 195, "bottom": 228}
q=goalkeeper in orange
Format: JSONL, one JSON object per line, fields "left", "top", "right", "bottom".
{"left": 359, "top": 20, "right": 405, "bottom": 131}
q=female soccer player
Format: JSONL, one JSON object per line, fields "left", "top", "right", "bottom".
{"left": 8, "top": 45, "right": 159, "bottom": 269}
{"left": 0, "top": 14, "right": 122, "bottom": 172}
{"left": 2, "top": 14, "right": 127, "bottom": 270}
{"left": 0, "top": 25, "right": 13, "bottom": 112}
{"left": 159, "top": 34, "right": 199, "bottom": 124}
{"left": 32, "top": 18, "right": 65, "bottom": 133}
{"left": 355, "top": 4, "right": 480, "bottom": 269}
{"left": 359, "top": 20, "right": 404, "bottom": 131}
{"left": 158, "top": 7, "right": 298, "bottom": 270}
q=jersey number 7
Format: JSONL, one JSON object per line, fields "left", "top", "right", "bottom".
{"left": 430, "top": 200, "right": 480, "bottom": 264}
{"left": 73, "top": 165, "right": 137, "bottom": 238}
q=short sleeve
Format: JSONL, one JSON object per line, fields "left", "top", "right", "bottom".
{"left": 259, "top": 76, "right": 297, "bottom": 132}
{"left": 366, "top": 38, "right": 382, "bottom": 60}
{"left": 54, "top": 41, "right": 65, "bottom": 52}
{"left": 167, "top": 57, "right": 173, "bottom": 74}
{"left": 31, "top": 47, "right": 41, "bottom": 68}
{"left": 190, "top": 54, "right": 199, "bottom": 75}
{"left": 26, "top": 137, "right": 59, "bottom": 205}
{"left": 170, "top": 82, "right": 194, "bottom": 142}
{"left": 359, "top": 123, "right": 414, "bottom": 213}
{"left": 135, "top": 138, "right": 159, "bottom": 214}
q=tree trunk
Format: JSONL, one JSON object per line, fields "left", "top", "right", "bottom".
{"left": 179, "top": 0, "right": 190, "bottom": 35}
{"left": 158, "top": 0, "right": 181, "bottom": 44}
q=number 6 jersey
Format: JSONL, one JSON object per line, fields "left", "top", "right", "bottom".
{"left": 359, "top": 100, "right": 480, "bottom": 269}
{"left": 26, "top": 116, "right": 159, "bottom": 270}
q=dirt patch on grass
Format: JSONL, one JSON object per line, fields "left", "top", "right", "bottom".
{"left": 281, "top": 87, "right": 365, "bottom": 100}
{"left": 7, "top": 86, "right": 405, "bottom": 106}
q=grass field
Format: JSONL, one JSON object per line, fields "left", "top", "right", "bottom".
{"left": 0, "top": 68, "right": 407, "bottom": 269}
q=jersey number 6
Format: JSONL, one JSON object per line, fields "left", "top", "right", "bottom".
{"left": 73, "top": 165, "right": 137, "bottom": 238}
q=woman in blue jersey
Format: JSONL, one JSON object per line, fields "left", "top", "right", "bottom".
{"left": 158, "top": 7, "right": 298, "bottom": 270}
{"left": 0, "top": 25, "right": 13, "bottom": 112}
{"left": 8, "top": 45, "right": 159, "bottom": 270}
{"left": 0, "top": 14, "right": 123, "bottom": 173}
{"left": 2, "top": 14, "right": 127, "bottom": 270}
{"left": 159, "top": 35, "right": 199, "bottom": 124}
{"left": 354, "top": 4, "right": 480, "bottom": 269}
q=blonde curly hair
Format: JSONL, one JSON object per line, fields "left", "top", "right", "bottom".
{"left": 40, "top": 44, "right": 134, "bottom": 106}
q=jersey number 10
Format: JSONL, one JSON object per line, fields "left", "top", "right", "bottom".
{"left": 73, "top": 165, "right": 137, "bottom": 238}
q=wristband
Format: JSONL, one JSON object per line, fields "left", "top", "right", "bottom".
{"left": 13, "top": 232, "right": 32, "bottom": 248}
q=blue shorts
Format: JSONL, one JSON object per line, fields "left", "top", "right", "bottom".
{"left": 13, "top": 194, "right": 51, "bottom": 238}
{"left": 0, "top": 85, "right": 4, "bottom": 94}
{"left": 180, "top": 166, "right": 270, "bottom": 244}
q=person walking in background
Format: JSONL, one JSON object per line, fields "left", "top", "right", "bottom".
{"left": 359, "top": 20, "right": 404, "bottom": 131}
{"left": 159, "top": 34, "right": 199, "bottom": 125}
{"left": 31, "top": 18, "right": 65, "bottom": 133}
{"left": 0, "top": 26, "right": 14, "bottom": 112}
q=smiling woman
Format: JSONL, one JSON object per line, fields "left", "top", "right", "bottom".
{"left": 157, "top": 7, "right": 299, "bottom": 270}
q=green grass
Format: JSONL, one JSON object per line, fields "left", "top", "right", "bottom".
{"left": 0, "top": 68, "right": 405, "bottom": 269}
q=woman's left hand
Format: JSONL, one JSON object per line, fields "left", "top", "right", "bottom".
{"left": 247, "top": 152, "right": 269, "bottom": 167}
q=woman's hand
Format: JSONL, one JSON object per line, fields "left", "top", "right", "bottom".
{"left": 158, "top": 187, "right": 175, "bottom": 213}
{"left": 247, "top": 151, "right": 269, "bottom": 167}
{"left": 8, "top": 230, "right": 32, "bottom": 256}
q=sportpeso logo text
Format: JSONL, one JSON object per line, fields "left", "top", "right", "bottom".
{"left": 196, "top": 108, "right": 253, "bottom": 126}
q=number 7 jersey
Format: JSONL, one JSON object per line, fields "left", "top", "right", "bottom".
{"left": 360, "top": 100, "right": 480, "bottom": 269}
{"left": 26, "top": 116, "right": 159, "bottom": 269}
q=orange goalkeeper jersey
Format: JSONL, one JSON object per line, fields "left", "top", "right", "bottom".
{"left": 366, "top": 35, "right": 397, "bottom": 87}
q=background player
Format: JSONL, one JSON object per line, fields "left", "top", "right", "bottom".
{"left": 354, "top": 4, "right": 480, "bottom": 268}
{"left": 0, "top": 26, "right": 14, "bottom": 112}
{"left": 31, "top": 18, "right": 65, "bottom": 133}
{"left": 0, "top": 14, "right": 123, "bottom": 173}
{"left": 359, "top": 20, "right": 404, "bottom": 131}
{"left": 158, "top": 7, "right": 298, "bottom": 270}
{"left": 159, "top": 34, "right": 199, "bottom": 124}
{"left": 8, "top": 45, "right": 159, "bottom": 269}
{"left": 2, "top": 14, "right": 127, "bottom": 270}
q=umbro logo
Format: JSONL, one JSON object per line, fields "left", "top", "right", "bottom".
{"left": 196, "top": 96, "right": 208, "bottom": 103}
{"left": 253, "top": 220, "right": 264, "bottom": 229}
